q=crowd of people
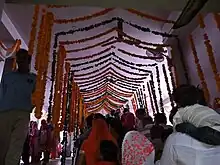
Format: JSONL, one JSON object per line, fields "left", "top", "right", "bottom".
{"left": 21, "top": 120, "right": 62, "bottom": 165}
{"left": 0, "top": 49, "right": 220, "bottom": 165}
{"left": 74, "top": 84, "right": 220, "bottom": 165}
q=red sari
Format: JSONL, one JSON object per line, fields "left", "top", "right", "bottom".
{"left": 81, "top": 119, "right": 117, "bottom": 165}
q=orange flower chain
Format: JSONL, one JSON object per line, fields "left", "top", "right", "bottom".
{"left": 213, "top": 13, "right": 220, "bottom": 30}
{"left": 54, "top": 8, "right": 114, "bottom": 24}
{"left": 52, "top": 45, "right": 66, "bottom": 133}
{"left": 33, "top": 12, "right": 54, "bottom": 119}
{"left": 28, "top": 5, "right": 40, "bottom": 55}
{"left": 52, "top": 7, "right": 175, "bottom": 24}
{"left": 125, "top": 8, "right": 175, "bottom": 24}
{"left": 189, "top": 34, "right": 210, "bottom": 102}
{"left": 59, "top": 62, "right": 70, "bottom": 131}
{"left": 69, "top": 80, "right": 76, "bottom": 133}
{"left": 198, "top": 14, "right": 220, "bottom": 92}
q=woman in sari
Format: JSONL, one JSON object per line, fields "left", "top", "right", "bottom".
{"left": 78, "top": 118, "right": 118, "bottom": 165}
{"left": 122, "top": 131, "right": 155, "bottom": 165}
{"left": 30, "top": 121, "right": 40, "bottom": 163}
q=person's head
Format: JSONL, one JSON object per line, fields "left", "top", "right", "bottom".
{"left": 172, "top": 84, "right": 204, "bottom": 108}
{"left": 135, "top": 108, "right": 146, "bottom": 120}
{"left": 16, "top": 49, "right": 31, "bottom": 73}
{"left": 142, "top": 116, "right": 153, "bottom": 127}
{"left": 123, "top": 107, "right": 129, "bottom": 113}
{"left": 93, "top": 113, "right": 106, "bottom": 121}
{"left": 150, "top": 125, "right": 164, "bottom": 140}
{"left": 32, "top": 121, "right": 38, "bottom": 129}
{"left": 154, "top": 113, "right": 167, "bottom": 125}
{"left": 169, "top": 106, "right": 178, "bottom": 124}
{"left": 100, "top": 140, "right": 119, "bottom": 162}
{"left": 85, "top": 114, "right": 94, "bottom": 129}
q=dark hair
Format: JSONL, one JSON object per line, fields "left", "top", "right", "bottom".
{"left": 169, "top": 107, "right": 178, "bottom": 124}
{"left": 150, "top": 125, "right": 164, "bottom": 139}
{"left": 172, "top": 84, "right": 201, "bottom": 108}
{"left": 100, "top": 140, "right": 118, "bottom": 162}
{"left": 123, "top": 108, "right": 129, "bottom": 113}
{"left": 161, "top": 128, "right": 173, "bottom": 142}
{"left": 142, "top": 116, "right": 153, "bottom": 126}
{"left": 93, "top": 113, "right": 105, "bottom": 120}
{"left": 154, "top": 113, "right": 167, "bottom": 125}
{"left": 85, "top": 114, "right": 94, "bottom": 128}
{"left": 16, "top": 49, "right": 31, "bottom": 64}
{"left": 135, "top": 108, "right": 146, "bottom": 116}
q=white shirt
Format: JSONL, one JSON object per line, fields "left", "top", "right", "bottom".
{"left": 173, "top": 104, "right": 220, "bottom": 132}
{"left": 158, "top": 133, "right": 220, "bottom": 165}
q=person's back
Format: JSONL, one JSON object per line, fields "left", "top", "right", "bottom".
{"left": 158, "top": 132, "right": 220, "bottom": 165}
{"left": 174, "top": 104, "right": 220, "bottom": 132}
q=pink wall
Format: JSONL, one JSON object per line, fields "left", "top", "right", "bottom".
{"left": 179, "top": 13, "right": 220, "bottom": 104}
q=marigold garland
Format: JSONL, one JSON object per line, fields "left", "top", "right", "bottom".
{"left": 213, "top": 13, "right": 220, "bottom": 30}
{"left": 66, "top": 37, "right": 115, "bottom": 53}
{"left": 167, "top": 57, "right": 176, "bottom": 91}
{"left": 156, "top": 66, "right": 164, "bottom": 113}
{"left": 33, "top": 12, "right": 54, "bottom": 119}
{"left": 147, "top": 82, "right": 155, "bottom": 115}
{"left": 47, "top": 5, "right": 70, "bottom": 8}
{"left": 198, "top": 14, "right": 220, "bottom": 92}
{"left": 52, "top": 45, "right": 66, "bottom": 131}
{"left": 54, "top": 8, "right": 114, "bottom": 24}
{"left": 126, "top": 8, "right": 175, "bottom": 24}
{"left": 28, "top": 5, "right": 40, "bottom": 55}
{"left": 59, "top": 62, "right": 70, "bottom": 131}
{"left": 189, "top": 34, "right": 210, "bottom": 102}
{"left": 149, "top": 75, "right": 159, "bottom": 113}
{"left": 60, "top": 28, "right": 117, "bottom": 45}
{"left": 170, "top": 48, "right": 179, "bottom": 87}
{"left": 69, "top": 81, "right": 76, "bottom": 133}
{"left": 162, "top": 64, "right": 175, "bottom": 108}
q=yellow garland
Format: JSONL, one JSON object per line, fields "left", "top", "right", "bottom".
{"left": 189, "top": 34, "right": 210, "bottom": 102}
{"left": 78, "top": 94, "right": 83, "bottom": 127}
{"left": 33, "top": 12, "right": 54, "bottom": 119}
{"left": 198, "top": 14, "right": 220, "bottom": 92}
{"left": 52, "top": 45, "right": 66, "bottom": 132}
{"left": 213, "top": 13, "right": 220, "bottom": 30}
{"left": 28, "top": 5, "right": 40, "bottom": 55}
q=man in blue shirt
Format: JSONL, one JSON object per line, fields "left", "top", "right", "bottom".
{"left": 0, "top": 49, "right": 36, "bottom": 165}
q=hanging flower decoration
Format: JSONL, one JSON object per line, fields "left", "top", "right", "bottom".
{"left": 125, "top": 8, "right": 175, "bottom": 24}
{"left": 66, "top": 37, "right": 115, "bottom": 53}
{"left": 147, "top": 82, "right": 155, "bottom": 115}
{"left": 189, "top": 35, "right": 210, "bottom": 102}
{"left": 52, "top": 45, "right": 66, "bottom": 132}
{"left": 59, "top": 62, "right": 70, "bottom": 131}
{"left": 143, "top": 93, "right": 149, "bottom": 115}
{"left": 54, "top": 8, "right": 114, "bottom": 24}
{"left": 213, "top": 13, "right": 220, "bottom": 30}
{"left": 170, "top": 47, "right": 179, "bottom": 87}
{"left": 198, "top": 14, "right": 220, "bottom": 92}
{"left": 156, "top": 66, "right": 164, "bottom": 113}
{"left": 47, "top": 5, "right": 70, "bottom": 8}
{"left": 60, "top": 28, "right": 117, "bottom": 45}
{"left": 166, "top": 57, "right": 176, "bottom": 90}
{"left": 162, "top": 64, "right": 175, "bottom": 108}
{"left": 69, "top": 81, "right": 76, "bottom": 133}
{"left": 149, "top": 74, "right": 159, "bottom": 113}
{"left": 28, "top": 5, "right": 40, "bottom": 55}
{"left": 66, "top": 47, "right": 113, "bottom": 61}
{"left": 33, "top": 12, "right": 54, "bottom": 119}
